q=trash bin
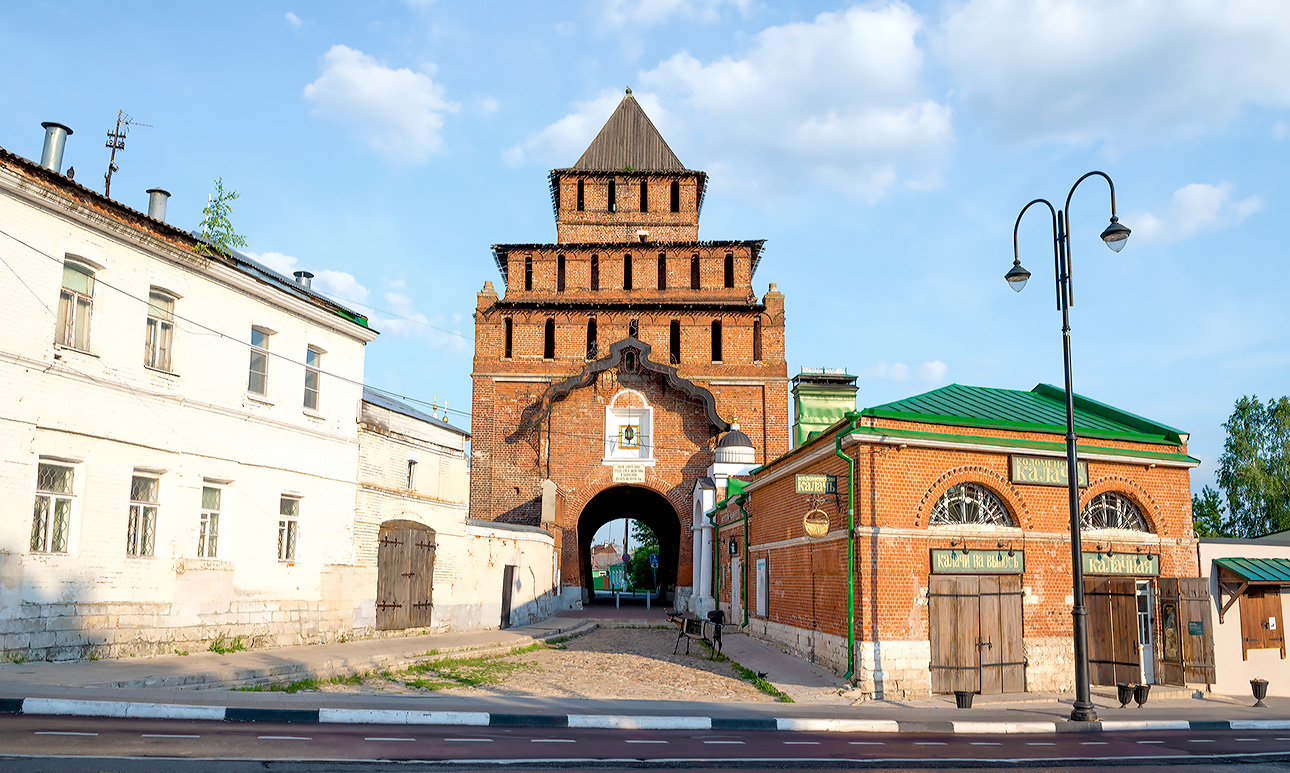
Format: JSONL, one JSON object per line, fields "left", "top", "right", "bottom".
{"left": 954, "top": 690, "right": 975, "bottom": 709}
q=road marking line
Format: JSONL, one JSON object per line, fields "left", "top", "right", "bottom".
{"left": 1026, "top": 742, "right": 1056, "bottom": 746}
{"left": 704, "top": 740, "right": 745, "bottom": 745}
{"left": 445, "top": 738, "right": 494, "bottom": 742}
{"left": 1236, "top": 738, "right": 1259, "bottom": 742}
{"left": 1080, "top": 741, "right": 1109, "bottom": 745}
{"left": 915, "top": 742, "right": 947, "bottom": 746}
{"left": 258, "top": 736, "right": 311, "bottom": 741}
{"left": 365, "top": 737, "right": 415, "bottom": 742}
{"left": 1137, "top": 740, "right": 1165, "bottom": 744}
{"left": 1278, "top": 738, "right": 1290, "bottom": 741}
{"left": 34, "top": 731, "right": 97, "bottom": 736}
{"left": 530, "top": 739, "right": 576, "bottom": 743}
{"left": 784, "top": 741, "right": 820, "bottom": 745}
{"left": 849, "top": 741, "right": 885, "bottom": 745}
{"left": 1188, "top": 739, "right": 1216, "bottom": 743}
{"left": 969, "top": 742, "right": 1002, "bottom": 746}
{"left": 142, "top": 734, "right": 200, "bottom": 739}
{"left": 625, "top": 740, "right": 668, "bottom": 744}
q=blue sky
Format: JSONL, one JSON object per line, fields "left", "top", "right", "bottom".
{"left": 3, "top": 0, "right": 1287, "bottom": 507}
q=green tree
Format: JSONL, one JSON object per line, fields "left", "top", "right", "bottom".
{"left": 1190, "top": 485, "right": 1228, "bottom": 537}
{"left": 194, "top": 178, "right": 247, "bottom": 257}
{"left": 626, "top": 520, "right": 659, "bottom": 590}
{"left": 1215, "top": 395, "right": 1290, "bottom": 538}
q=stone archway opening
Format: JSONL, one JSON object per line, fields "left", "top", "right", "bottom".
{"left": 578, "top": 485, "right": 681, "bottom": 604}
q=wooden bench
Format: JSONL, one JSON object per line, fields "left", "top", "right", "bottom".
{"left": 666, "top": 609, "right": 725, "bottom": 658}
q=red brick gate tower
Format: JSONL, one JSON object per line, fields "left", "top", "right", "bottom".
{"left": 470, "top": 92, "right": 789, "bottom": 605}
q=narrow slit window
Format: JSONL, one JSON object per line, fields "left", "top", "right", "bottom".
{"left": 557, "top": 254, "right": 566, "bottom": 292}
{"left": 624, "top": 253, "right": 633, "bottom": 290}
{"left": 657, "top": 253, "right": 667, "bottom": 290}
{"left": 724, "top": 253, "right": 735, "bottom": 288}
{"left": 586, "top": 318, "right": 598, "bottom": 359}
{"left": 607, "top": 179, "right": 616, "bottom": 212}
{"left": 56, "top": 261, "right": 94, "bottom": 351}
{"left": 690, "top": 253, "right": 700, "bottom": 290}
{"left": 278, "top": 496, "right": 299, "bottom": 561}
{"left": 524, "top": 256, "right": 533, "bottom": 291}
{"left": 711, "top": 320, "right": 722, "bottom": 362}
{"left": 248, "top": 327, "right": 270, "bottom": 395}
{"left": 544, "top": 318, "right": 555, "bottom": 359}
{"left": 669, "top": 320, "right": 681, "bottom": 365}
{"left": 590, "top": 254, "right": 600, "bottom": 291}
{"left": 640, "top": 179, "right": 648, "bottom": 212}
{"left": 503, "top": 317, "right": 513, "bottom": 359}
{"left": 198, "top": 485, "right": 220, "bottom": 558}
{"left": 576, "top": 179, "right": 585, "bottom": 211}
{"left": 303, "top": 346, "right": 322, "bottom": 411}
{"left": 670, "top": 180, "right": 680, "bottom": 212}
{"left": 629, "top": 318, "right": 639, "bottom": 339}
{"left": 406, "top": 460, "right": 417, "bottom": 490}
{"left": 753, "top": 318, "right": 763, "bottom": 362}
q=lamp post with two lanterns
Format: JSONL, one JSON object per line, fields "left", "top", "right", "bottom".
{"left": 1005, "top": 171, "right": 1130, "bottom": 723}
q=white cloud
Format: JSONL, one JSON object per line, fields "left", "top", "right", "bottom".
{"left": 599, "top": 0, "right": 750, "bottom": 29}
{"left": 245, "top": 252, "right": 369, "bottom": 305}
{"left": 303, "top": 45, "right": 459, "bottom": 163}
{"left": 862, "top": 362, "right": 910, "bottom": 382}
{"left": 937, "top": 0, "right": 1290, "bottom": 147}
{"left": 1130, "top": 182, "right": 1263, "bottom": 244}
{"left": 371, "top": 289, "right": 469, "bottom": 352}
{"left": 515, "top": 5, "right": 952, "bottom": 201}
{"left": 477, "top": 97, "right": 500, "bottom": 117}
{"left": 918, "top": 360, "right": 948, "bottom": 383}
{"left": 285, "top": 11, "right": 302, "bottom": 27}
{"left": 1274, "top": 120, "right": 1288, "bottom": 141}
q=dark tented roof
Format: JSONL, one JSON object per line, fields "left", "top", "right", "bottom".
{"left": 569, "top": 94, "right": 687, "bottom": 172}
{"left": 362, "top": 387, "right": 469, "bottom": 437}
{"left": 717, "top": 428, "right": 754, "bottom": 449}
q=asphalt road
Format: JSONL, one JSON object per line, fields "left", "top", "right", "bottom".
{"left": 2, "top": 715, "right": 1290, "bottom": 771}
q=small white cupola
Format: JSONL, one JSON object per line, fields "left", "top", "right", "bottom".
{"left": 714, "top": 422, "right": 755, "bottom": 465}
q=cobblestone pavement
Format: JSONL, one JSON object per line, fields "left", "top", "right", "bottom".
{"left": 315, "top": 625, "right": 774, "bottom": 703}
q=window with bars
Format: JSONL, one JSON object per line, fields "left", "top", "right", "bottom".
{"left": 930, "top": 483, "right": 1013, "bottom": 527}
{"left": 278, "top": 496, "right": 300, "bottom": 561}
{"left": 144, "top": 290, "right": 175, "bottom": 371}
{"left": 31, "top": 462, "right": 74, "bottom": 553}
{"left": 248, "top": 327, "right": 270, "bottom": 395}
{"left": 304, "top": 346, "right": 323, "bottom": 411}
{"left": 127, "top": 475, "right": 159, "bottom": 557}
{"left": 199, "top": 485, "right": 220, "bottom": 558}
{"left": 56, "top": 261, "right": 94, "bottom": 351}
{"left": 629, "top": 318, "right": 639, "bottom": 339}
{"left": 1081, "top": 492, "right": 1149, "bottom": 531}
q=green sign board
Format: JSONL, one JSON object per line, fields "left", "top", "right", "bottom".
{"left": 1010, "top": 455, "right": 1088, "bottom": 488}
{"left": 796, "top": 474, "right": 837, "bottom": 495}
{"left": 607, "top": 564, "right": 627, "bottom": 591}
{"left": 931, "top": 549, "right": 1024, "bottom": 574}
{"left": 1188, "top": 620, "right": 1204, "bottom": 636}
{"left": 1081, "top": 551, "right": 1160, "bottom": 576}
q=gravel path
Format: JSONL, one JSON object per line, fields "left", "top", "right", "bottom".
{"left": 317, "top": 626, "right": 773, "bottom": 703}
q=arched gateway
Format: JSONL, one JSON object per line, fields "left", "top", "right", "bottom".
{"left": 468, "top": 92, "right": 789, "bottom": 611}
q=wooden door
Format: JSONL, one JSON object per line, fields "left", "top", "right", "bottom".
{"left": 1085, "top": 577, "right": 1140, "bottom": 685}
{"left": 929, "top": 576, "right": 980, "bottom": 694}
{"left": 1239, "top": 587, "right": 1286, "bottom": 659}
{"left": 979, "top": 575, "right": 1025, "bottom": 694}
{"left": 1178, "top": 578, "right": 1216, "bottom": 684}
{"left": 376, "top": 521, "right": 435, "bottom": 631}
{"left": 1157, "top": 578, "right": 1184, "bottom": 686}
{"left": 500, "top": 564, "right": 517, "bottom": 629}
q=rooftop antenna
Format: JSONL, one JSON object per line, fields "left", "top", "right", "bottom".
{"left": 104, "top": 109, "right": 151, "bottom": 199}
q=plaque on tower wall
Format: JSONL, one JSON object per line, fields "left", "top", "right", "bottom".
{"left": 612, "top": 464, "right": 647, "bottom": 484}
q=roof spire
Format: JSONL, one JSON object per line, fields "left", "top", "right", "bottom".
{"left": 569, "top": 92, "right": 686, "bottom": 172}
{"left": 626, "top": 87, "right": 632, "bottom": 94}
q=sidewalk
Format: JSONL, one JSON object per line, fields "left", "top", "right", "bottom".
{"left": 2, "top": 612, "right": 1287, "bottom": 734}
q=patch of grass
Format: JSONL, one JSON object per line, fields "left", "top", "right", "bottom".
{"left": 208, "top": 636, "right": 246, "bottom": 655}
{"left": 403, "top": 678, "right": 458, "bottom": 691}
{"left": 234, "top": 670, "right": 382, "bottom": 693}
{"left": 173, "top": 650, "right": 188, "bottom": 657}
{"left": 398, "top": 643, "right": 542, "bottom": 690}
{"left": 698, "top": 642, "right": 794, "bottom": 703}
{"left": 7, "top": 653, "right": 27, "bottom": 664}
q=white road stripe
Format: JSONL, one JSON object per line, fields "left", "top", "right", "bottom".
{"left": 915, "top": 742, "right": 947, "bottom": 745}
{"left": 34, "top": 731, "right": 97, "bottom": 736}
{"left": 1027, "top": 742, "right": 1056, "bottom": 746}
{"left": 704, "top": 740, "right": 744, "bottom": 744}
{"left": 848, "top": 741, "right": 885, "bottom": 745}
{"left": 626, "top": 739, "right": 668, "bottom": 744}
{"left": 142, "top": 734, "right": 200, "bottom": 739}
{"left": 445, "top": 738, "right": 494, "bottom": 742}
{"left": 1188, "top": 739, "right": 1216, "bottom": 743}
{"left": 969, "top": 742, "right": 1002, "bottom": 746}
{"left": 1236, "top": 738, "right": 1259, "bottom": 742}
{"left": 1137, "top": 740, "right": 1165, "bottom": 744}
{"left": 1080, "top": 741, "right": 1109, "bottom": 745}
{"left": 530, "top": 739, "right": 576, "bottom": 743}
{"left": 784, "top": 741, "right": 820, "bottom": 745}
{"left": 365, "top": 737, "right": 415, "bottom": 742}
{"left": 258, "top": 736, "right": 311, "bottom": 741}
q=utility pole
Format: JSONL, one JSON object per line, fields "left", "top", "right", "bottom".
{"left": 103, "top": 110, "right": 151, "bottom": 199}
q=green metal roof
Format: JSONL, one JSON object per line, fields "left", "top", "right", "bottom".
{"left": 1214, "top": 557, "right": 1290, "bottom": 583}
{"left": 862, "top": 383, "right": 1186, "bottom": 445}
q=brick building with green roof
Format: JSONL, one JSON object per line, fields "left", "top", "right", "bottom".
{"left": 711, "top": 381, "right": 1207, "bottom": 699}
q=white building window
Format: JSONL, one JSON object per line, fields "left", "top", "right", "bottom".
{"left": 248, "top": 327, "right": 271, "bottom": 395}
{"left": 278, "top": 496, "right": 300, "bottom": 561}
{"left": 31, "top": 462, "right": 74, "bottom": 553}
{"left": 303, "top": 346, "right": 322, "bottom": 411}
{"left": 127, "top": 475, "right": 159, "bottom": 557}
{"left": 56, "top": 261, "right": 94, "bottom": 351}
{"left": 199, "top": 485, "right": 221, "bottom": 558}
{"left": 407, "top": 459, "right": 417, "bottom": 490}
{"left": 1081, "top": 492, "right": 1149, "bottom": 531}
{"left": 604, "top": 389, "right": 653, "bottom": 463}
{"left": 144, "top": 290, "right": 175, "bottom": 371}
{"left": 930, "top": 483, "right": 1013, "bottom": 527}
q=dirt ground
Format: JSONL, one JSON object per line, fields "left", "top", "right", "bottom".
{"left": 316, "top": 626, "right": 773, "bottom": 703}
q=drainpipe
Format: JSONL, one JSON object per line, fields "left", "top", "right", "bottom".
{"left": 706, "top": 499, "right": 724, "bottom": 617}
{"left": 834, "top": 411, "right": 861, "bottom": 681}
{"left": 738, "top": 493, "right": 750, "bottom": 628}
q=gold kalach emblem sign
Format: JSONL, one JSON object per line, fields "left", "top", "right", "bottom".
{"left": 803, "top": 509, "right": 830, "bottom": 538}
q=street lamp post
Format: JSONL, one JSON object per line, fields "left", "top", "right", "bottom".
{"left": 1006, "top": 171, "right": 1130, "bottom": 724}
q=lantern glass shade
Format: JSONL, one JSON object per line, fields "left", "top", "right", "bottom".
{"left": 1005, "top": 260, "right": 1032, "bottom": 293}
{"left": 1101, "top": 218, "right": 1131, "bottom": 253}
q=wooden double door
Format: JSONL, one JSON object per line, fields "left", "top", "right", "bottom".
{"left": 376, "top": 520, "right": 436, "bottom": 630}
{"left": 929, "top": 575, "right": 1025, "bottom": 694}
{"left": 1084, "top": 577, "right": 1215, "bottom": 687}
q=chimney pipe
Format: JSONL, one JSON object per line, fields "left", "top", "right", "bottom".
{"left": 145, "top": 188, "right": 171, "bottom": 222}
{"left": 293, "top": 271, "right": 314, "bottom": 289}
{"left": 40, "top": 122, "right": 73, "bottom": 174}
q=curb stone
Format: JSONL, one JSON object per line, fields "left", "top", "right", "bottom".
{"left": 4, "top": 698, "right": 1289, "bottom": 733}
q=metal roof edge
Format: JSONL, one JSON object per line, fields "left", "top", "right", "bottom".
{"left": 859, "top": 405, "right": 1179, "bottom": 447}
{"left": 1032, "top": 383, "right": 1186, "bottom": 443}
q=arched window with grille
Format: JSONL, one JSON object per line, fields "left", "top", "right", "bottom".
{"left": 930, "top": 483, "right": 1014, "bottom": 527}
{"left": 1081, "top": 492, "right": 1149, "bottom": 531}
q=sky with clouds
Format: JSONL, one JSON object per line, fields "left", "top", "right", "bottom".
{"left": 2, "top": 0, "right": 1287, "bottom": 506}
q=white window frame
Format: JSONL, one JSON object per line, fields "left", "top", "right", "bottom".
{"left": 930, "top": 482, "right": 1014, "bottom": 527}
{"left": 303, "top": 346, "right": 323, "bottom": 412}
{"left": 248, "top": 326, "right": 271, "bottom": 396}
{"left": 144, "top": 289, "right": 176, "bottom": 372}
{"left": 278, "top": 496, "right": 300, "bottom": 561}
{"left": 1081, "top": 491, "right": 1149, "bottom": 532}
{"left": 603, "top": 389, "right": 654, "bottom": 465}
{"left": 56, "top": 260, "right": 95, "bottom": 351}
{"left": 31, "top": 461, "right": 75, "bottom": 554}
{"left": 199, "top": 484, "right": 221, "bottom": 558}
{"left": 127, "top": 474, "right": 160, "bottom": 557}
